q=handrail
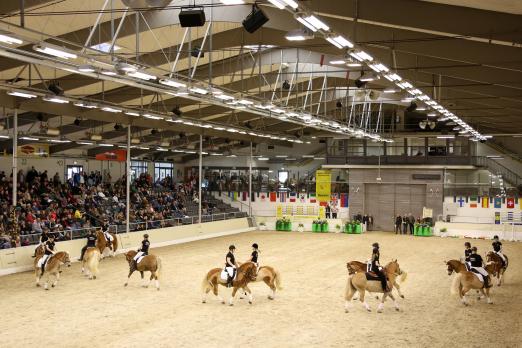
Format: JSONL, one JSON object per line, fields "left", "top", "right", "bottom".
{"left": 474, "top": 156, "right": 522, "bottom": 187}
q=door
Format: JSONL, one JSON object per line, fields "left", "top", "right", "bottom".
{"left": 365, "top": 184, "right": 395, "bottom": 231}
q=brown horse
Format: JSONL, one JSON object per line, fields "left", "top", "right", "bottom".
{"left": 34, "top": 251, "right": 71, "bottom": 290}
{"left": 344, "top": 260, "right": 406, "bottom": 313}
{"left": 445, "top": 259, "right": 494, "bottom": 305}
{"left": 347, "top": 260, "right": 406, "bottom": 299}
{"left": 81, "top": 247, "right": 101, "bottom": 280}
{"left": 201, "top": 262, "right": 258, "bottom": 306}
{"left": 486, "top": 252, "right": 508, "bottom": 286}
{"left": 96, "top": 230, "right": 118, "bottom": 257}
{"left": 240, "top": 265, "right": 283, "bottom": 300}
{"left": 123, "top": 250, "right": 162, "bottom": 290}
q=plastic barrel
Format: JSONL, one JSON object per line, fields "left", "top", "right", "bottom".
{"left": 275, "top": 221, "right": 281, "bottom": 231}
{"left": 355, "top": 224, "right": 362, "bottom": 234}
{"left": 323, "top": 224, "right": 329, "bottom": 232}
{"left": 286, "top": 222, "right": 292, "bottom": 231}
{"left": 347, "top": 224, "right": 352, "bottom": 233}
{"left": 413, "top": 225, "right": 419, "bottom": 236}
{"left": 312, "top": 224, "right": 317, "bottom": 232}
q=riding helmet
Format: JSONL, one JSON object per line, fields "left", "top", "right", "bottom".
{"left": 143, "top": 234, "right": 149, "bottom": 238}
{"left": 252, "top": 243, "right": 258, "bottom": 249}
{"left": 471, "top": 246, "right": 477, "bottom": 252}
{"left": 464, "top": 242, "right": 471, "bottom": 247}
{"left": 493, "top": 235, "right": 499, "bottom": 240}
{"left": 372, "top": 242, "right": 379, "bottom": 248}
{"left": 229, "top": 245, "right": 236, "bottom": 250}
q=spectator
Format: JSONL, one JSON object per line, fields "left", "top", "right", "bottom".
{"left": 395, "top": 215, "right": 402, "bottom": 234}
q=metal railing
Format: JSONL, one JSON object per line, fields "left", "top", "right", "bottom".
{"left": 473, "top": 156, "right": 522, "bottom": 187}
{"left": 16, "top": 211, "right": 248, "bottom": 247}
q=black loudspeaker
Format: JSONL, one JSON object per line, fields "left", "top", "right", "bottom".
{"left": 242, "top": 5, "right": 269, "bottom": 33}
{"left": 268, "top": 145, "right": 275, "bottom": 150}
{"left": 179, "top": 7, "right": 206, "bottom": 27}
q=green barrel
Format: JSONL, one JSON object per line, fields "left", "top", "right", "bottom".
{"left": 275, "top": 221, "right": 281, "bottom": 231}
{"left": 423, "top": 226, "right": 432, "bottom": 236}
{"left": 354, "top": 223, "right": 362, "bottom": 234}
{"left": 312, "top": 223, "right": 318, "bottom": 232}
{"left": 322, "top": 223, "right": 329, "bottom": 232}
{"left": 347, "top": 224, "right": 353, "bottom": 233}
{"left": 286, "top": 222, "right": 292, "bottom": 231}
{"left": 413, "top": 225, "right": 419, "bottom": 236}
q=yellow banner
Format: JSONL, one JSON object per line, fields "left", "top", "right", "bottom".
{"left": 17, "top": 143, "right": 49, "bottom": 157}
{"left": 316, "top": 170, "right": 331, "bottom": 203}
{"left": 276, "top": 204, "right": 283, "bottom": 218}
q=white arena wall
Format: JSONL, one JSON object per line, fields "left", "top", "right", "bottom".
{"left": 0, "top": 218, "right": 254, "bottom": 276}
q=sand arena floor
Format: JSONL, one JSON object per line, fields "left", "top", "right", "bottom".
{"left": 1, "top": 231, "right": 521, "bottom": 348}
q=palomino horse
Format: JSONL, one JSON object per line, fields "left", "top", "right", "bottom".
{"left": 81, "top": 247, "right": 101, "bottom": 280}
{"left": 486, "top": 251, "right": 509, "bottom": 286}
{"left": 244, "top": 265, "right": 283, "bottom": 300}
{"left": 446, "top": 259, "right": 495, "bottom": 305}
{"left": 96, "top": 230, "right": 118, "bottom": 257}
{"left": 201, "top": 262, "right": 258, "bottom": 306}
{"left": 347, "top": 260, "right": 406, "bottom": 299}
{"left": 123, "top": 250, "right": 162, "bottom": 290}
{"left": 34, "top": 251, "right": 71, "bottom": 290}
{"left": 344, "top": 260, "right": 406, "bottom": 313}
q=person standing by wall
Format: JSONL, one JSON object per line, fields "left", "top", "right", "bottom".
{"left": 402, "top": 212, "right": 408, "bottom": 234}
{"left": 395, "top": 215, "right": 402, "bottom": 234}
{"left": 408, "top": 213, "right": 415, "bottom": 235}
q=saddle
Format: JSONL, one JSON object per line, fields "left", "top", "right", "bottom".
{"left": 365, "top": 272, "right": 381, "bottom": 281}
{"left": 220, "top": 267, "right": 236, "bottom": 282}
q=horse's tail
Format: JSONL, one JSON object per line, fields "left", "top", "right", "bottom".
{"left": 274, "top": 269, "right": 283, "bottom": 290}
{"left": 112, "top": 234, "right": 118, "bottom": 252}
{"left": 201, "top": 273, "right": 212, "bottom": 293}
{"left": 451, "top": 273, "right": 462, "bottom": 295}
{"left": 155, "top": 257, "right": 162, "bottom": 279}
{"left": 88, "top": 249, "right": 100, "bottom": 275}
{"left": 345, "top": 275, "right": 357, "bottom": 300}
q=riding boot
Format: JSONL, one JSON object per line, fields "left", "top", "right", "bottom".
{"left": 483, "top": 276, "right": 490, "bottom": 288}
{"left": 227, "top": 276, "right": 232, "bottom": 288}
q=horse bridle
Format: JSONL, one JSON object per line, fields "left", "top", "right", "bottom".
{"left": 238, "top": 265, "right": 257, "bottom": 280}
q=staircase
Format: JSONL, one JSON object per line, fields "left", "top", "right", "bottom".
{"left": 473, "top": 157, "right": 522, "bottom": 187}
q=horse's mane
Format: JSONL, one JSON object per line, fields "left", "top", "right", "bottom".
{"left": 238, "top": 261, "right": 256, "bottom": 271}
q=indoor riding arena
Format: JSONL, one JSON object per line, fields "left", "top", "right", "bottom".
{"left": 0, "top": 1, "right": 521, "bottom": 348}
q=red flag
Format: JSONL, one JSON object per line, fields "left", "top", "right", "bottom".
{"left": 507, "top": 197, "right": 515, "bottom": 209}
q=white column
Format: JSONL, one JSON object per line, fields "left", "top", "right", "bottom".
{"left": 198, "top": 134, "right": 203, "bottom": 227}
{"left": 12, "top": 109, "right": 17, "bottom": 207}
{"left": 249, "top": 142, "right": 252, "bottom": 216}
{"left": 126, "top": 125, "right": 131, "bottom": 233}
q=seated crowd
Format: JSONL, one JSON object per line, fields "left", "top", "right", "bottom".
{"left": 0, "top": 168, "right": 206, "bottom": 249}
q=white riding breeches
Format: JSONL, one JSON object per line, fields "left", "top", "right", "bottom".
{"left": 37, "top": 254, "right": 50, "bottom": 268}
{"left": 225, "top": 266, "right": 236, "bottom": 279}
{"left": 496, "top": 251, "right": 506, "bottom": 263}
{"left": 471, "top": 266, "right": 488, "bottom": 278}
{"left": 133, "top": 251, "right": 144, "bottom": 261}
{"left": 104, "top": 232, "right": 113, "bottom": 242}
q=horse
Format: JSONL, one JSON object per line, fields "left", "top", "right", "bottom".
{"left": 81, "top": 247, "right": 101, "bottom": 280}
{"left": 486, "top": 251, "right": 508, "bottom": 286}
{"left": 347, "top": 260, "right": 406, "bottom": 299}
{"left": 201, "top": 262, "right": 258, "bottom": 306}
{"left": 96, "top": 230, "right": 118, "bottom": 257}
{"left": 34, "top": 251, "right": 71, "bottom": 290}
{"left": 240, "top": 265, "right": 283, "bottom": 300}
{"left": 123, "top": 250, "right": 162, "bottom": 290}
{"left": 445, "top": 259, "right": 495, "bottom": 305}
{"left": 344, "top": 260, "right": 406, "bottom": 313}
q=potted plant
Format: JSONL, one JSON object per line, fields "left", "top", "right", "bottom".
{"left": 297, "top": 223, "right": 305, "bottom": 232}
{"left": 259, "top": 221, "right": 267, "bottom": 231}
{"left": 335, "top": 224, "right": 342, "bottom": 233}
{"left": 439, "top": 227, "right": 447, "bottom": 237}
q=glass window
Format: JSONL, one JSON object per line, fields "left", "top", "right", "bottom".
{"left": 154, "top": 162, "right": 174, "bottom": 181}
{"left": 131, "top": 161, "right": 148, "bottom": 180}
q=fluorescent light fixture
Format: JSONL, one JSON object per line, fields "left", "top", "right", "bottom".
{"left": 437, "top": 135, "right": 455, "bottom": 139}
{"left": 383, "top": 88, "right": 397, "bottom": 94}
{"left": 20, "top": 136, "right": 39, "bottom": 141}
{"left": 0, "top": 135, "right": 9, "bottom": 139}
{"left": 0, "top": 34, "right": 22, "bottom": 45}
{"left": 346, "top": 62, "right": 362, "bottom": 67}
{"left": 238, "top": 99, "right": 254, "bottom": 105}
{"left": 349, "top": 50, "right": 373, "bottom": 62}
{"left": 33, "top": 43, "right": 77, "bottom": 59}
{"left": 226, "top": 128, "right": 238, "bottom": 133}
{"left": 159, "top": 78, "right": 187, "bottom": 88}
{"left": 127, "top": 70, "right": 156, "bottom": 81}
{"left": 215, "top": 94, "right": 235, "bottom": 101}
{"left": 125, "top": 111, "right": 140, "bottom": 116}
{"left": 330, "top": 60, "right": 346, "bottom": 65}
{"left": 74, "top": 101, "right": 98, "bottom": 109}
{"left": 276, "top": 155, "right": 288, "bottom": 158}
{"left": 295, "top": 14, "right": 329, "bottom": 32}
{"left": 131, "top": 138, "right": 141, "bottom": 144}
{"left": 326, "top": 35, "right": 353, "bottom": 49}
{"left": 313, "top": 157, "right": 325, "bottom": 160}
{"left": 157, "top": 147, "right": 168, "bottom": 152}
{"left": 359, "top": 74, "right": 379, "bottom": 82}
{"left": 78, "top": 64, "right": 96, "bottom": 73}
{"left": 219, "top": 0, "right": 245, "bottom": 4}
{"left": 384, "top": 73, "right": 401, "bottom": 82}
{"left": 101, "top": 70, "right": 117, "bottom": 76}
{"left": 115, "top": 62, "right": 137, "bottom": 73}
{"left": 43, "top": 95, "right": 69, "bottom": 104}
{"left": 397, "top": 81, "right": 413, "bottom": 89}
{"left": 427, "top": 112, "right": 437, "bottom": 117}
{"left": 7, "top": 90, "right": 37, "bottom": 98}
{"left": 101, "top": 106, "right": 122, "bottom": 113}
{"left": 144, "top": 114, "right": 162, "bottom": 120}
{"left": 258, "top": 157, "right": 269, "bottom": 161}
{"left": 182, "top": 120, "right": 194, "bottom": 125}
{"left": 138, "top": 146, "right": 150, "bottom": 150}
{"left": 189, "top": 87, "right": 208, "bottom": 95}
{"left": 267, "top": 0, "right": 285, "bottom": 9}
{"left": 99, "top": 143, "right": 114, "bottom": 147}
{"left": 77, "top": 141, "right": 94, "bottom": 145}
{"left": 202, "top": 124, "right": 213, "bottom": 128}
{"left": 369, "top": 63, "right": 389, "bottom": 72}
{"left": 90, "top": 43, "right": 121, "bottom": 53}
{"left": 281, "top": 0, "right": 298, "bottom": 8}
{"left": 210, "top": 153, "right": 223, "bottom": 156}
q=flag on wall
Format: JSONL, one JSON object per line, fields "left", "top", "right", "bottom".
{"left": 269, "top": 192, "right": 277, "bottom": 202}
{"left": 469, "top": 196, "right": 478, "bottom": 208}
{"left": 299, "top": 193, "right": 306, "bottom": 203}
{"left": 457, "top": 197, "right": 465, "bottom": 207}
{"left": 260, "top": 193, "right": 267, "bottom": 202}
{"left": 242, "top": 192, "right": 247, "bottom": 201}
{"left": 482, "top": 197, "right": 489, "bottom": 208}
{"left": 280, "top": 192, "right": 287, "bottom": 203}
{"left": 233, "top": 192, "right": 239, "bottom": 201}
{"left": 309, "top": 193, "right": 317, "bottom": 203}
{"left": 470, "top": 203, "right": 477, "bottom": 208}
{"left": 289, "top": 192, "right": 297, "bottom": 202}
{"left": 494, "top": 197, "right": 502, "bottom": 209}
{"left": 507, "top": 197, "right": 515, "bottom": 209}
{"left": 340, "top": 193, "right": 349, "bottom": 207}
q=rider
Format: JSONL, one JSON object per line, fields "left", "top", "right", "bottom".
{"left": 469, "top": 246, "right": 490, "bottom": 288}
{"left": 225, "top": 245, "right": 238, "bottom": 288}
{"left": 79, "top": 229, "right": 97, "bottom": 261}
{"left": 370, "top": 242, "right": 390, "bottom": 292}
{"left": 133, "top": 234, "right": 150, "bottom": 266}
{"left": 37, "top": 235, "right": 56, "bottom": 274}
{"left": 250, "top": 243, "right": 260, "bottom": 267}
{"left": 492, "top": 235, "right": 507, "bottom": 267}
{"left": 101, "top": 219, "right": 114, "bottom": 250}
{"left": 464, "top": 242, "right": 472, "bottom": 270}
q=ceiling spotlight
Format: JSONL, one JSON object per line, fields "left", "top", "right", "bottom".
{"left": 114, "top": 123, "right": 123, "bottom": 130}
{"left": 428, "top": 121, "right": 437, "bottom": 130}
{"left": 242, "top": 4, "right": 269, "bottom": 34}
{"left": 336, "top": 101, "right": 343, "bottom": 108}
{"left": 354, "top": 78, "right": 367, "bottom": 89}
{"left": 179, "top": 6, "right": 206, "bottom": 27}
{"left": 191, "top": 46, "right": 203, "bottom": 58}
{"left": 419, "top": 121, "right": 427, "bottom": 130}
{"left": 282, "top": 80, "right": 290, "bottom": 90}
{"left": 47, "top": 81, "right": 64, "bottom": 96}
{"left": 73, "top": 118, "right": 81, "bottom": 126}
{"left": 115, "top": 62, "right": 137, "bottom": 74}
{"left": 151, "top": 129, "right": 159, "bottom": 135}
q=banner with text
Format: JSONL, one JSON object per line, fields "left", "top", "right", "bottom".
{"left": 316, "top": 170, "right": 331, "bottom": 203}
